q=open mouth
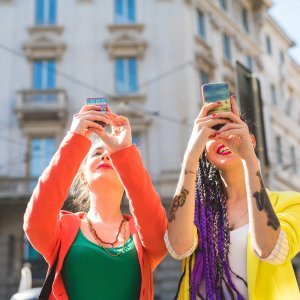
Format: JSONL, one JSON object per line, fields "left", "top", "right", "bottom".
{"left": 216, "top": 145, "right": 232, "bottom": 156}
{"left": 97, "top": 163, "right": 113, "bottom": 170}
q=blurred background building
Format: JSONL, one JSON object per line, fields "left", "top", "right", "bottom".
{"left": 0, "top": 0, "right": 299, "bottom": 299}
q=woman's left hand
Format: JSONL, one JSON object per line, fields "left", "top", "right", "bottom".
{"left": 92, "top": 107, "right": 132, "bottom": 152}
{"left": 212, "top": 96, "right": 256, "bottom": 160}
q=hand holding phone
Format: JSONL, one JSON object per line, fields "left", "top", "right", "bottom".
{"left": 85, "top": 97, "right": 108, "bottom": 127}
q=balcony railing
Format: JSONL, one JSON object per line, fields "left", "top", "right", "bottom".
{"left": 15, "top": 89, "right": 68, "bottom": 122}
{"left": 0, "top": 177, "right": 38, "bottom": 199}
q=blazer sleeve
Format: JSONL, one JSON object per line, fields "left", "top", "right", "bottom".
{"left": 275, "top": 191, "right": 300, "bottom": 263}
{"left": 23, "top": 132, "right": 91, "bottom": 261}
{"left": 110, "top": 145, "right": 167, "bottom": 269}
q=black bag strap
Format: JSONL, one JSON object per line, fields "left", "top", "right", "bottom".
{"left": 37, "top": 244, "right": 61, "bottom": 300}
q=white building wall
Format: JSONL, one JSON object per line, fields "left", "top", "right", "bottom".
{"left": 0, "top": 0, "right": 299, "bottom": 298}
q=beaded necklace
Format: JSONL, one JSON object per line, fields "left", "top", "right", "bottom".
{"left": 85, "top": 214, "right": 128, "bottom": 257}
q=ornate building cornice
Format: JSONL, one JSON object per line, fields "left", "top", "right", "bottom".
{"left": 104, "top": 32, "right": 147, "bottom": 59}
{"left": 23, "top": 35, "right": 66, "bottom": 60}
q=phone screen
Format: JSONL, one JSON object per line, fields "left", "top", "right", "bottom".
{"left": 85, "top": 97, "right": 108, "bottom": 127}
{"left": 202, "top": 82, "right": 231, "bottom": 115}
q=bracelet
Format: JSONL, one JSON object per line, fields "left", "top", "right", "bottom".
{"left": 184, "top": 169, "right": 196, "bottom": 175}
{"left": 181, "top": 163, "right": 196, "bottom": 175}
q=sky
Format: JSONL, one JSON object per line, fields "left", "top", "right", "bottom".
{"left": 269, "top": 0, "right": 300, "bottom": 64}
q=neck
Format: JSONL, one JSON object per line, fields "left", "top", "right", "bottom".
{"left": 220, "top": 163, "right": 247, "bottom": 204}
{"left": 87, "top": 188, "right": 124, "bottom": 225}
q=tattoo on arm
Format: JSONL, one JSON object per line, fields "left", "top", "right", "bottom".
{"left": 253, "top": 171, "right": 280, "bottom": 231}
{"left": 168, "top": 187, "right": 189, "bottom": 223}
{"left": 184, "top": 169, "right": 196, "bottom": 175}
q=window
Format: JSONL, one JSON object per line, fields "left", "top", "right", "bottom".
{"left": 275, "top": 135, "right": 282, "bottom": 164}
{"left": 246, "top": 55, "right": 253, "bottom": 71}
{"left": 280, "top": 50, "right": 285, "bottom": 64}
{"left": 285, "top": 100, "right": 292, "bottom": 116}
{"left": 223, "top": 33, "right": 232, "bottom": 61}
{"left": 29, "top": 137, "right": 56, "bottom": 179}
{"left": 35, "top": 0, "right": 57, "bottom": 25}
{"left": 266, "top": 35, "right": 272, "bottom": 55}
{"left": 132, "top": 132, "right": 141, "bottom": 147}
{"left": 241, "top": 8, "right": 249, "bottom": 32}
{"left": 200, "top": 70, "right": 209, "bottom": 85}
{"left": 289, "top": 145, "right": 297, "bottom": 173}
{"left": 115, "top": 0, "right": 136, "bottom": 24}
{"left": 270, "top": 84, "right": 277, "bottom": 104}
{"left": 8, "top": 235, "right": 16, "bottom": 275}
{"left": 115, "top": 58, "right": 138, "bottom": 94}
{"left": 219, "top": 0, "right": 227, "bottom": 10}
{"left": 23, "top": 235, "right": 42, "bottom": 261}
{"left": 197, "top": 10, "right": 206, "bottom": 40}
{"left": 33, "top": 60, "right": 56, "bottom": 90}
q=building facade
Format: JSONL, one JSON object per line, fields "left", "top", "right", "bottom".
{"left": 0, "top": 0, "right": 299, "bottom": 299}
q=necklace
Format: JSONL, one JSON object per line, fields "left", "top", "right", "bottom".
{"left": 85, "top": 215, "right": 127, "bottom": 257}
{"left": 85, "top": 214, "right": 126, "bottom": 247}
{"left": 229, "top": 210, "right": 248, "bottom": 231}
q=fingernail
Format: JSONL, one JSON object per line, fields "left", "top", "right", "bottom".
{"left": 211, "top": 114, "right": 217, "bottom": 117}
{"left": 217, "top": 101, "right": 221, "bottom": 104}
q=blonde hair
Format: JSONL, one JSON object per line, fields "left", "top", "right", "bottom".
{"left": 70, "top": 158, "right": 90, "bottom": 212}
{"left": 70, "top": 134, "right": 101, "bottom": 212}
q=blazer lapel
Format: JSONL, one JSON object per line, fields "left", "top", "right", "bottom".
{"left": 247, "top": 232, "right": 259, "bottom": 300}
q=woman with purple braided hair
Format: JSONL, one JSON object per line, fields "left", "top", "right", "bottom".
{"left": 165, "top": 95, "right": 300, "bottom": 299}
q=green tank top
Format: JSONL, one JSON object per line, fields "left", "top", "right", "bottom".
{"left": 62, "top": 229, "right": 141, "bottom": 300}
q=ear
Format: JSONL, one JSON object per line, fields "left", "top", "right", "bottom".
{"left": 250, "top": 133, "right": 256, "bottom": 149}
{"left": 80, "top": 171, "right": 87, "bottom": 184}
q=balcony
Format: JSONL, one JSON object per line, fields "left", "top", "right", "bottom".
{"left": 15, "top": 89, "right": 68, "bottom": 124}
{"left": 0, "top": 177, "right": 37, "bottom": 201}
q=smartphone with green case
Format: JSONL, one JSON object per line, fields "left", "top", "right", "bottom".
{"left": 202, "top": 82, "right": 231, "bottom": 130}
{"left": 202, "top": 82, "right": 231, "bottom": 115}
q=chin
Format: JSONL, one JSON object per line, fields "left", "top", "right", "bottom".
{"left": 93, "top": 173, "right": 118, "bottom": 183}
{"left": 214, "top": 156, "right": 242, "bottom": 171}
{"left": 208, "top": 153, "right": 241, "bottom": 169}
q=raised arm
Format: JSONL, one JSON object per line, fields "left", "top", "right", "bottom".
{"left": 242, "top": 158, "right": 281, "bottom": 258}
{"left": 110, "top": 145, "right": 167, "bottom": 268}
{"left": 167, "top": 102, "right": 230, "bottom": 257}
{"left": 215, "top": 97, "right": 280, "bottom": 258}
{"left": 23, "top": 105, "right": 110, "bottom": 259}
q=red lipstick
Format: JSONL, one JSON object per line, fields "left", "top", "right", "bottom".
{"left": 97, "top": 163, "right": 113, "bottom": 170}
{"left": 216, "top": 145, "right": 232, "bottom": 156}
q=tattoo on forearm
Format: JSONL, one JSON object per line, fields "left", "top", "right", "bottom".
{"left": 168, "top": 187, "right": 189, "bottom": 222}
{"left": 184, "top": 169, "right": 196, "bottom": 175}
{"left": 253, "top": 171, "right": 280, "bottom": 231}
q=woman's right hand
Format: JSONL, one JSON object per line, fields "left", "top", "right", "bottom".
{"left": 184, "top": 102, "right": 230, "bottom": 162}
{"left": 70, "top": 105, "right": 111, "bottom": 137}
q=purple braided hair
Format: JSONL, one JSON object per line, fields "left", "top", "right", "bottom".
{"left": 187, "top": 153, "right": 246, "bottom": 299}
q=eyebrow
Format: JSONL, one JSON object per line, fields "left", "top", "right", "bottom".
{"left": 90, "top": 147, "right": 105, "bottom": 156}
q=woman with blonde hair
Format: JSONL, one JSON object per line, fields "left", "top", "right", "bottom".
{"left": 24, "top": 104, "right": 167, "bottom": 299}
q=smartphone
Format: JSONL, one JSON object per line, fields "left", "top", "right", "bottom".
{"left": 202, "top": 82, "right": 231, "bottom": 115}
{"left": 85, "top": 97, "right": 108, "bottom": 127}
{"left": 202, "top": 82, "right": 231, "bottom": 130}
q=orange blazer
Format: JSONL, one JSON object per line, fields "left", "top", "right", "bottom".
{"left": 23, "top": 132, "right": 167, "bottom": 299}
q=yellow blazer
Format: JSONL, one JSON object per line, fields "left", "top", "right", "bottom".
{"left": 178, "top": 191, "right": 300, "bottom": 300}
